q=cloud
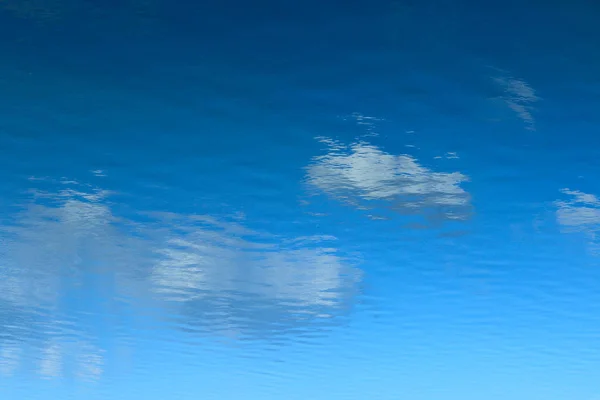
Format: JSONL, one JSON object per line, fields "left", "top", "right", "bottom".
{"left": 493, "top": 72, "right": 539, "bottom": 130}
{"left": 305, "top": 138, "right": 471, "bottom": 224}
{"left": 555, "top": 189, "right": 600, "bottom": 253}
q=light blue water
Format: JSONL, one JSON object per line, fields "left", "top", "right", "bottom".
{"left": 1, "top": 1, "right": 600, "bottom": 399}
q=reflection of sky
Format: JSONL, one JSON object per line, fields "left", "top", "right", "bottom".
{"left": 2, "top": 1, "right": 600, "bottom": 399}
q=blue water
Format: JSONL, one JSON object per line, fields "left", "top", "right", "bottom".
{"left": 2, "top": 1, "right": 600, "bottom": 399}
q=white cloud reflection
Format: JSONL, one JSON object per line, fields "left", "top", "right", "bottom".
{"left": 141, "top": 212, "right": 361, "bottom": 336}
{"left": 76, "top": 342, "right": 105, "bottom": 382}
{"left": 152, "top": 230, "right": 352, "bottom": 309}
{"left": 556, "top": 189, "right": 600, "bottom": 253}
{"left": 0, "top": 185, "right": 123, "bottom": 310}
{"left": 493, "top": 71, "right": 539, "bottom": 130}
{"left": 0, "top": 178, "right": 362, "bottom": 379}
{"left": 36, "top": 340, "right": 105, "bottom": 382}
{"left": 305, "top": 137, "right": 471, "bottom": 224}
{"left": 39, "top": 343, "right": 62, "bottom": 379}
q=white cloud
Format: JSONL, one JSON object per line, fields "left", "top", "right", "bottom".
{"left": 305, "top": 138, "right": 471, "bottom": 223}
{"left": 556, "top": 189, "right": 600, "bottom": 253}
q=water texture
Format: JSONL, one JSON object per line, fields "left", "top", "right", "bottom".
{"left": 1, "top": 1, "right": 600, "bottom": 399}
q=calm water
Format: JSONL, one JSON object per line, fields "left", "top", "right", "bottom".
{"left": 1, "top": 1, "right": 600, "bottom": 399}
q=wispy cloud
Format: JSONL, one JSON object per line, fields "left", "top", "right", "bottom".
{"left": 39, "top": 343, "right": 62, "bottom": 379}
{"left": 0, "top": 342, "right": 21, "bottom": 376}
{"left": 341, "top": 113, "right": 384, "bottom": 137}
{"left": 76, "top": 342, "right": 105, "bottom": 382}
{"left": 493, "top": 71, "right": 539, "bottom": 130}
{"left": 37, "top": 340, "right": 105, "bottom": 382}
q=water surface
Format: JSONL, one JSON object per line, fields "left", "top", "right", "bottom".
{"left": 2, "top": 1, "right": 600, "bottom": 399}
